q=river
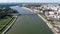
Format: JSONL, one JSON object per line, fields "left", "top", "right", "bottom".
{"left": 6, "top": 6, "right": 53, "bottom": 34}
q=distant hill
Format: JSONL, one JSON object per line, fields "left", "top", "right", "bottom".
{"left": 0, "top": 3, "right": 60, "bottom": 7}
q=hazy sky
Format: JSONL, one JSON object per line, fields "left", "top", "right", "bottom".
{"left": 0, "top": 0, "right": 60, "bottom": 3}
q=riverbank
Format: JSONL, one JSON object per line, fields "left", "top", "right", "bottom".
{"left": 6, "top": 6, "right": 53, "bottom": 34}
{"left": 21, "top": 7, "right": 35, "bottom": 13}
{"left": 37, "top": 14, "right": 57, "bottom": 34}
{"left": 23, "top": 7, "right": 57, "bottom": 34}
{"left": 2, "top": 16, "right": 18, "bottom": 34}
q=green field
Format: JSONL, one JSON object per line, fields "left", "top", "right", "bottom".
{"left": 0, "top": 17, "right": 11, "bottom": 25}
{"left": 0, "top": 16, "right": 15, "bottom": 34}
{"left": 0, "top": 16, "right": 11, "bottom": 29}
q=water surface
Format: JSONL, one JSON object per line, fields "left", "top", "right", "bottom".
{"left": 6, "top": 6, "right": 53, "bottom": 34}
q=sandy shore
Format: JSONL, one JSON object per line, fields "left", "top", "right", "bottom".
{"left": 21, "top": 7, "right": 39, "bottom": 13}
{"left": 21, "top": 7, "right": 34, "bottom": 13}
{"left": 37, "top": 14, "right": 57, "bottom": 34}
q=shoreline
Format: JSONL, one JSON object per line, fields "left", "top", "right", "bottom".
{"left": 21, "top": 7, "right": 35, "bottom": 13}
{"left": 37, "top": 14, "right": 57, "bottom": 34}
{"left": 23, "top": 7, "right": 57, "bottom": 34}
{"left": 2, "top": 16, "right": 18, "bottom": 34}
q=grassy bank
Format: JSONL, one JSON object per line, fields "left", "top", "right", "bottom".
{"left": 0, "top": 16, "right": 15, "bottom": 34}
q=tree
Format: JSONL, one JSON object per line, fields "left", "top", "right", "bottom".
{"left": 0, "top": 7, "right": 18, "bottom": 18}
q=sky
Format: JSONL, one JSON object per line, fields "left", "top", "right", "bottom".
{"left": 0, "top": 0, "right": 60, "bottom": 3}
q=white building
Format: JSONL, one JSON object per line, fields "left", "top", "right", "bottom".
{"left": 49, "top": 11, "right": 54, "bottom": 15}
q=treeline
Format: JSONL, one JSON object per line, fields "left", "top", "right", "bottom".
{"left": 0, "top": 7, "right": 18, "bottom": 18}
{"left": 23, "top": 4, "right": 41, "bottom": 8}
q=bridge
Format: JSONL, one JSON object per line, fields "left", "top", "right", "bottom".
{"left": 12, "top": 12, "right": 40, "bottom": 16}
{"left": 0, "top": 3, "right": 41, "bottom": 16}
{"left": 10, "top": 6, "right": 41, "bottom": 16}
